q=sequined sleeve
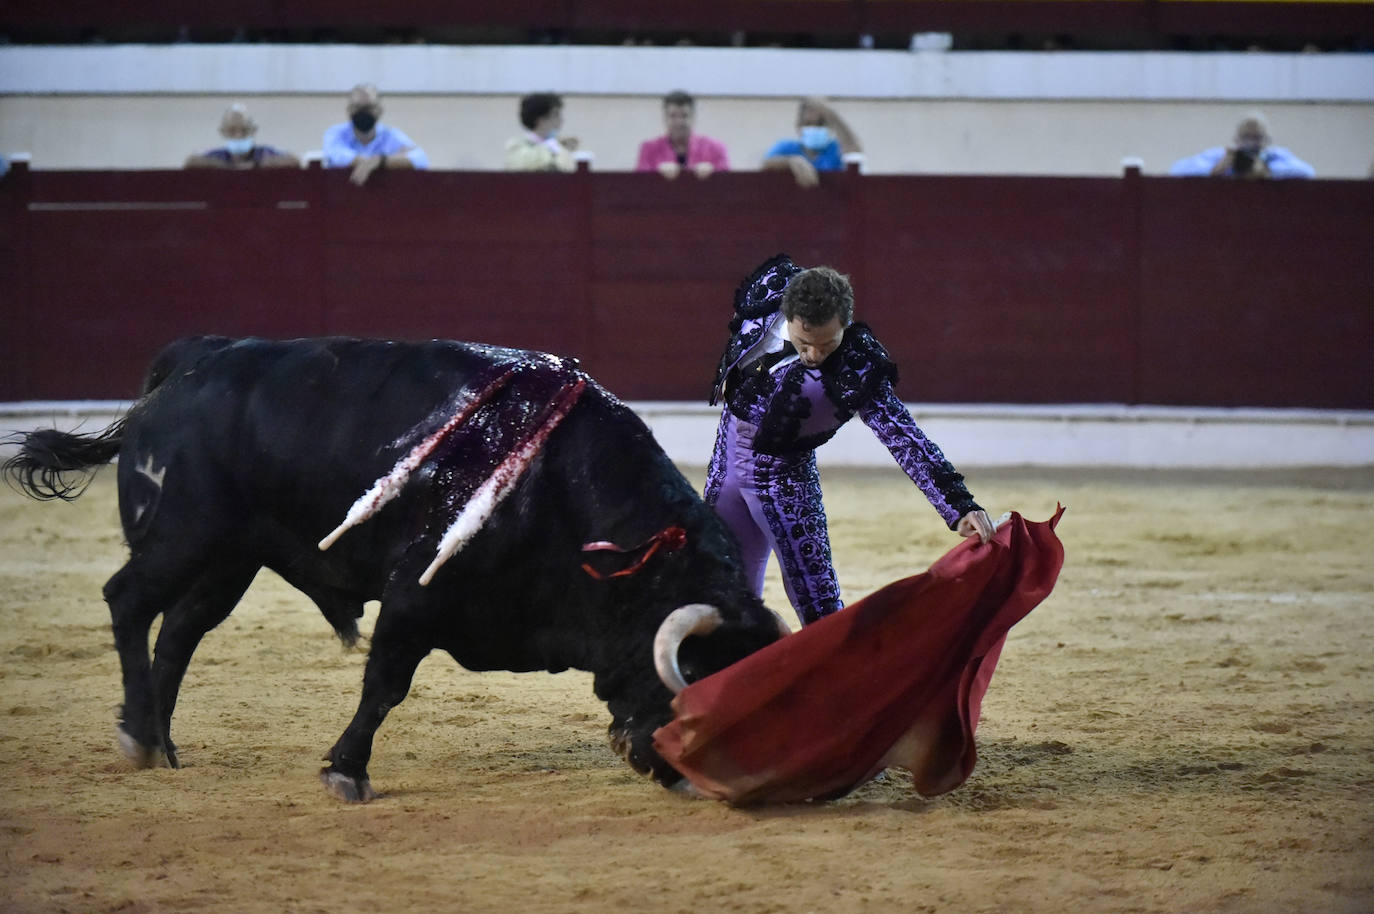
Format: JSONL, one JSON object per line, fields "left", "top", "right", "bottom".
{"left": 858, "top": 381, "right": 981, "bottom": 528}
{"left": 712, "top": 254, "right": 803, "bottom": 404}
{"left": 703, "top": 408, "right": 730, "bottom": 506}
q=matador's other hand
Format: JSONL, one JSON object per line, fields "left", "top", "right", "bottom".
{"left": 957, "top": 509, "right": 995, "bottom": 544}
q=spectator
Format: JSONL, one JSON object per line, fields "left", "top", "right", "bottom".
{"left": 634, "top": 90, "right": 730, "bottom": 180}
{"left": 1168, "top": 112, "right": 1315, "bottom": 179}
{"left": 322, "top": 83, "right": 429, "bottom": 186}
{"left": 185, "top": 104, "right": 299, "bottom": 170}
{"left": 762, "top": 97, "right": 862, "bottom": 188}
{"left": 504, "top": 93, "right": 579, "bottom": 172}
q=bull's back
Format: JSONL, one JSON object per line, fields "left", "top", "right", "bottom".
{"left": 118, "top": 337, "right": 534, "bottom": 543}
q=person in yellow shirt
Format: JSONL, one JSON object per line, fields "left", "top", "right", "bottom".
{"left": 504, "top": 93, "right": 579, "bottom": 172}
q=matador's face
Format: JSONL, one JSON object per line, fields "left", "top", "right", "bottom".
{"left": 786, "top": 316, "right": 845, "bottom": 369}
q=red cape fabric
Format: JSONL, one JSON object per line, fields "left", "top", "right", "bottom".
{"left": 653, "top": 507, "right": 1065, "bottom": 806}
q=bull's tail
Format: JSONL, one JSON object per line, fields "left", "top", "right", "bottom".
{"left": 2, "top": 335, "right": 234, "bottom": 502}
{"left": 2, "top": 419, "right": 125, "bottom": 501}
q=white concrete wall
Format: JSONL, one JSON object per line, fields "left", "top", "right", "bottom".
{"left": 5, "top": 401, "right": 1373, "bottom": 468}
{"left": 3, "top": 45, "right": 1372, "bottom": 177}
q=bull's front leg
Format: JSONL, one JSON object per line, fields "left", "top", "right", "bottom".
{"left": 321, "top": 627, "right": 431, "bottom": 803}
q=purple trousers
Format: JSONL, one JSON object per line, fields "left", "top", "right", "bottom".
{"left": 704, "top": 412, "right": 843, "bottom": 626}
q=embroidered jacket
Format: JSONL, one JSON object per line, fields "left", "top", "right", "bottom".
{"left": 709, "top": 254, "right": 981, "bottom": 528}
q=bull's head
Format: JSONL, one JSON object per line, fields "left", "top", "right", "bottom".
{"left": 653, "top": 603, "right": 794, "bottom": 694}
{"left": 607, "top": 603, "right": 790, "bottom": 786}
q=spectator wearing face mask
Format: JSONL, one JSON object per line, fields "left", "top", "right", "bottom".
{"left": 185, "top": 104, "right": 299, "bottom": 170}
{"left": 762, "top": 97, "right": 862, "bottom": 188}
{"left": 322, "top": 83, "right": 430, "bottom": 186}
{"left": 1168, "top": 111, "right": 1315, "bottom": 180}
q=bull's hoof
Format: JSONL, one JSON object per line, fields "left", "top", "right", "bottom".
{"left": 669, "top": 777, "right": 703, "bottom": 799}
{"left": 116, "top": 724, "right": 172, "bottom": 770}
{"left": 320, "top": 768, "right": 378, "bottom": 803}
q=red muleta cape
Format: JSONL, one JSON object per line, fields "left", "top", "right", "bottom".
{"left": 653, "top": 507, "right": 1065, "bottom": 806}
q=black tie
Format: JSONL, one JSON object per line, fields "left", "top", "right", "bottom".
{"left": 757, "top": 340, "right": 797, "bottom": 372}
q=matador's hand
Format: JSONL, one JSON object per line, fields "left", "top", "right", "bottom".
{"left": 957, "top": 509, "right": 995, "bottom": 544}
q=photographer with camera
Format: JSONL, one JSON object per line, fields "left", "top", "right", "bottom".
{"left": 1169, "top": 112, "right": 1315, "bottom": 179}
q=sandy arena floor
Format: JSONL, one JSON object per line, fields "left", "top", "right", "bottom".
{"left": 1, "top": 466, "right": 1371, "bottom": 913}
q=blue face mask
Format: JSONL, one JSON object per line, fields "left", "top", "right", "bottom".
{"left": 800, "top": 125, "right": 833, "bottom": 150}
{"left": 224, "top": 137, "right": 255, "bottom": 156}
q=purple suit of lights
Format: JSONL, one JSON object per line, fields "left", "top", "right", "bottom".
{"left": 705, "top": 255, "right": 982, "bottom": 626}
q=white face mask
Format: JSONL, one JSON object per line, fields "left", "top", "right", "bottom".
{"left": 224, "top": 137, "right": 255, "bottom": 156}
{"left": 800, "top": 126, "right": 833, "bottom": 150}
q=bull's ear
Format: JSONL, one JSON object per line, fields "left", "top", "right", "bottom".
{"left": 653, "top": 604, "right": 723, "bottom": 694}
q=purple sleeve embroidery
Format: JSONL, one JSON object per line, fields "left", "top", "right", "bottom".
{"left": 858, "top": 382, "right": 980, "bottom": 528}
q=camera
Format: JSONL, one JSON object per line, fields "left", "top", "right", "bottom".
{"left": 1232, "top": 148, "right": 1256, "bottom": 176}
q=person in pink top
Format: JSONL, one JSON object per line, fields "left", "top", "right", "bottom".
{"left": 635, "top": 90, "right": 731, "bottom": 180}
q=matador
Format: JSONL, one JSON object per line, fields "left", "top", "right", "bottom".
{"left": 705, "top": 254, "right": 995, "bottom": 626}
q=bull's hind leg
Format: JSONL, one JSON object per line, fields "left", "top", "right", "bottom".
{"left": 149, "top": 561, "right": 259, "bottom": 768}
{"left": 103, "top": 558, "right": 205, "bottom": 768}
{"left": 320, "top": 608, "right": 432, "bottom": 802}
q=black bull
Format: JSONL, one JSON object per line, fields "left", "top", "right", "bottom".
{"left": 3, "top": 336, "right": 786, "bottom": 801}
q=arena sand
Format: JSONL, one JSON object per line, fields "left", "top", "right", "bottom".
{"left": 1, "top": 467, "right": 1371, "bottom": 913}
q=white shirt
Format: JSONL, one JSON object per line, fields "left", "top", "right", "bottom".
{"left": 740, "top": 314, "right": 800, "bottom": 374}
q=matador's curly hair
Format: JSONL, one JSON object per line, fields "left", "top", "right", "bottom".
{"left": 780, "top": 266, "right": 854, "bottom": 327}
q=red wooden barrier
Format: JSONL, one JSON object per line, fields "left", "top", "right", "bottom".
{"left": 1, "top": 163, "right": 1370, "bottom": 408}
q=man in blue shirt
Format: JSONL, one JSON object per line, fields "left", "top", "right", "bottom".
{"left": 762, "top": 97, "right": 862, "bottom": 188}
{"left": 323, "top": 84, "right": 430, "bottom": 186}
{"left": 1169, "top": 112, "right": 1315, "bottom": 179}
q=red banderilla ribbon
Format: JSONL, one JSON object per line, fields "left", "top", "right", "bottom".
{"left": 580, "top": 525, "right": 688, "bottom": 580}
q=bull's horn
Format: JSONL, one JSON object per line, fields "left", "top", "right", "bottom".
{"left": 653, "top": 603, "right": 723, "bottom": 695}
